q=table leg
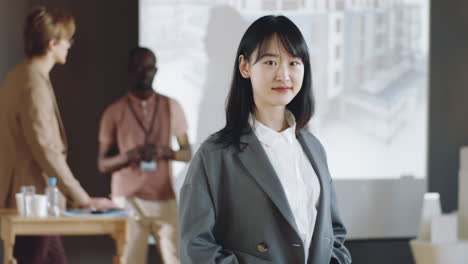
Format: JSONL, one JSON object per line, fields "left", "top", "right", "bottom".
{"left": 1, "top": 216, "right": 16, "bottom": 264}
{"left": 3, "top": 231, "right": 17, "bottom": 264}
{"left": 112, "top": 221, "right": 128, "bottom": 264}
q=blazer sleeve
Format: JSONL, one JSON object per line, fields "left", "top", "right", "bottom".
{"left": 179, "top": 149, "right": 240, "bottom": 264}
{"left": 19, "top": 81, "right": 90, "bottom": 206}
{"left": 318, "top": 140, "right": 352, "bottom": 264}
{"left": 329, "top": 181, "right": 352, "bottom": 264}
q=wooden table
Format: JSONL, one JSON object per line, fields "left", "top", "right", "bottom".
{"left": 0, "top": 209, "right": 128, "bottom": 264}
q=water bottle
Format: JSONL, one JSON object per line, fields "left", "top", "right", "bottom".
{"left": 45, "top": 177, "right": 61, "bottom": 216}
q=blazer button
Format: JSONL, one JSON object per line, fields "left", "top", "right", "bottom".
{"left": 257, "top": 242, "right": 268, "bottom": 253}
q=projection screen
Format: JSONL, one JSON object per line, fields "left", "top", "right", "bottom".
{"left": 139, "top": 0, "right": 430, "bottom": 239}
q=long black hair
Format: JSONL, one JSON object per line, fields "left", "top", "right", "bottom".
{"left": 215, "top": 15, "right": 314, "bottom": 149}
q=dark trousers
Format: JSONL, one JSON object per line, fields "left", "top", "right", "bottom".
{"left": 13, "top": 236, "right": 68, "bottom": 264}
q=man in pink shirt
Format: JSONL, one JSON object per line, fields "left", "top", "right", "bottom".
{"left": 98, "top": 47, "right": 191, "bottom": 264}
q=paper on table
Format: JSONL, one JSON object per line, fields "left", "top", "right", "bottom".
{"left": 63, "top": 208, "right": 130, "bottom": 218}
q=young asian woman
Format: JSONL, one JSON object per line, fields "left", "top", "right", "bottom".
{"left": 178, "top": 15, "right": 352, "bottom": 264}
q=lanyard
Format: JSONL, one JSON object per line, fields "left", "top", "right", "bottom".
{"left": 127, "top": 94, "right": 159, "bottom": 144}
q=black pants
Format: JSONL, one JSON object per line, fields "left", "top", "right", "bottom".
{"left": 13, "top": 236, "right": 68, "bottom": 264}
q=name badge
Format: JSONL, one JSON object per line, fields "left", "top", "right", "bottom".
{"left": 140, "top": 160, "right": 157, "bottom": 171}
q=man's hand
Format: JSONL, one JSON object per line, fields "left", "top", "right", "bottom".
{"left": 156, "top": 145, "right": 175, "bottom": 160}
{"left": 139, "top": 144, "right": 157, "bottom": 161}
{"left": 85, "top": 197, "right": 119, "bottom": 211}
{"left": 126, "top": 144, "right": 157, "bottom": 163}
{"left": 125, "top": 144, "right": 173, "bottom": 163}
{"left": 125, "top": 146, "right": 142, "bottom": 163}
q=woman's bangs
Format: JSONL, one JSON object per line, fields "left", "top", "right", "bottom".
{"left": 253, "top": 30, "right": 308, "bottom": 63}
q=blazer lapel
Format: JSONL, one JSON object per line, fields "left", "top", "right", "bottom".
{"left": 297, "top": 131, "right": 327, "bottom": 193}
{"left": 29, "top": 64, "right": 68, "bottom": 153}
{"left": 46, "top": 80, "right": 68, "bottom": 152}
{"left": 54, "top": 102, "right": 68, "bottom": 153}
{"left": 297, "top": 130, "right": 333, "bottom": 263}
{"left": 237, "top": 132, "right": 300, "bottom": 236}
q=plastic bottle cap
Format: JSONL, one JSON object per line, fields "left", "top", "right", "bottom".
{"left": 48, "top": 177, "right": 57, "bottom": 185}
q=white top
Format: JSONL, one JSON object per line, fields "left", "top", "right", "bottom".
{"left": 250, "top": 111, "right": 321, "bottom": 262}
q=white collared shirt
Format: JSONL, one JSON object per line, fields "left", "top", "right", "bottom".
{"left": 250, "top": 111, "right": 321, "bottom": 262}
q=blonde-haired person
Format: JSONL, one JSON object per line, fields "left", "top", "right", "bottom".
{"left": 0, "top": 6, "right": 116, "bottom": 264}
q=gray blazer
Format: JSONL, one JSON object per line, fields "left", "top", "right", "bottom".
{"left": 179, "top": 129, "right": 351, "bottom": 264}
